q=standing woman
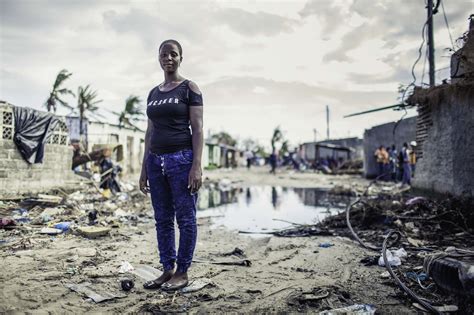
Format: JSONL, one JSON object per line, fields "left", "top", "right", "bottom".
{"left": 139, "top": 39, "right": 203, "bottom": 291}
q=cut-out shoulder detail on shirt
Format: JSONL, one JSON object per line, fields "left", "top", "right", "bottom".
{"left": 188, "top": 81, "right": 202, "bottom": 95}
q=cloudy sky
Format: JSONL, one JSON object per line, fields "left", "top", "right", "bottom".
{"left": 1, "top": 0, "right": 472, "bottom": 148}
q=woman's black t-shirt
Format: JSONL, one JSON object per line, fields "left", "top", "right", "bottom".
{"left": 146, "top": 80, "right": 203, "bottom": 154}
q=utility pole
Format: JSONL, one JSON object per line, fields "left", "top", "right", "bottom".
{"left": 313, "top": 128, "right": 317, "bottom": 143}
{"left": 427, "top": 0, "right": 435, "bottom": 86}
{"left": 326, "top": 105, "right": 330, "bottom": 140}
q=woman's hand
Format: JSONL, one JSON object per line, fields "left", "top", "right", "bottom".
{"left": 139, "top": 172, "right": 150, "bottom": 195}
{"left": 188, "top": 165, "right": 202, "bottom": 194}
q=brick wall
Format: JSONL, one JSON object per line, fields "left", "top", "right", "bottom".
{"left": 0, "top": 102, "right": 76, "bottom": 197}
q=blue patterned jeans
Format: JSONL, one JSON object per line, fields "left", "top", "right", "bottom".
{"left": 146, "top": 149, "right": 197, "bottom": 273}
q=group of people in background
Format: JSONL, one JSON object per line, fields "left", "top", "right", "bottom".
{"left": 374, "top": 141, "right": 417, "bottom": 186}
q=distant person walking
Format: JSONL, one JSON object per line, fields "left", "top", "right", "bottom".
{"left": 269, "top": 150, "right": 277, "bottom": 174}
{"left": 409, "top": 141, "right": 417, "bottom": 177}
{"left": 401, "top": 142, "right": 412, "bottom": 186}
{"left": 244, "top": 150, "right": 254, "bottom": 169}
{"left": 139, "top": 39, "right": 204, "bottom": 292}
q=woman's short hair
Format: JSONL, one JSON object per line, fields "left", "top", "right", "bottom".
{"left": 159, "top": 39, "right": 183, "bottom": 56}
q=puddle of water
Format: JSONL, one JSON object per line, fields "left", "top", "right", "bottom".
{"left": 197, "top": 186, "right": 353, "bottom": 232}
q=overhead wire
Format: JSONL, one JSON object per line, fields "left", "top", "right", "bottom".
{"left": 394, "top": 0, "right": 439, "bottom": 139}
{"left": 440, "top": 0, "right": 455, "bottom": 50}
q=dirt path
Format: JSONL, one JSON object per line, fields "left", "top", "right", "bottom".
{"left": 0, "top": 168, "right": 415, "bottom": 313}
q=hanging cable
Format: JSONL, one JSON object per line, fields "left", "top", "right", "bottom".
{"left": 402, "top": 0, "right": 440, "bottom": 104}
{"left": 421, "top": 45, "right": 429, "bottom": 85}
{"left": 440, "top": 0, "right": 455, "bottom": 50}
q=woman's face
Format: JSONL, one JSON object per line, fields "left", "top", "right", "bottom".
{"left": 159, "top": 43, "right": 182, "bottom": 73}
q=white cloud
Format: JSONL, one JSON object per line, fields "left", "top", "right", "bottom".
{"left": 1, "top": 0, "right": 472, "bottom": 146}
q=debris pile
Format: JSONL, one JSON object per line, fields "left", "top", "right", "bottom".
{"left": 322, "top": 192, "right": 474, "bottom": 249}
{"left": 0, "top": 181, "right": 151, "bottom": 250}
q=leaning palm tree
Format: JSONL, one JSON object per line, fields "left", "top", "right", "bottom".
{"left": 270, "top": 126, "right": 283, "bottom": 153}
{"left": 44, "top": 69, "right": 75, "bottom": 112}
{"left": 77, "top": 85, "right": 102, "bottom": 137}
{"left": 117, "top": 95, "right": 144, "bottom": 127}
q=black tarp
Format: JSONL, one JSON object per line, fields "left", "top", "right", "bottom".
{"left": 13, "top": 106, "right": 60, "bottom": 164}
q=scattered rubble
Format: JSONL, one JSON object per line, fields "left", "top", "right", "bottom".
{"left": 1, "top": 175, "right": 473, "bottom": 313}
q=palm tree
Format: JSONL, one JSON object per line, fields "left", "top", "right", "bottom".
{"left": 44, "top": 69, "right": 75, "bottom": 112}
{"left": 77, "top": 85, "right": 102, "bottom": 137}
{"left": 117, "top": 95, "right": 144, "bottom": 128}
{"left": 270, "top": 126, "right": 283, "bottom": 153}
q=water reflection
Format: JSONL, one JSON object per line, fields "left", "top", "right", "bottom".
{"left": 197, "top": 186, "right": 353, "bottom": 232}
{"left": 271, "top": 187, "right": 279, "bottom": 209}
{"left": 198, "top": 187, "right": 240, "bottom": 210}
{"left": 245, "top": 188, "right": 252, "bottom": 206}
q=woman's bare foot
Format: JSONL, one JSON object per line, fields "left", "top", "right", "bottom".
{"left": 143, "top": 269, "right": 175, "bottom": 289}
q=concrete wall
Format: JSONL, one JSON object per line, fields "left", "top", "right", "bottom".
{"left": 413, "top": 85, "right": 474, "bottom": 196}
{"left": 363, "top": 117, "right": 417, "bottom": 178}
{"left": 202, "top": 143, "right": 221, "bottom": 168}
{"left": 0, "top": 102, "right": 75, "bottom": 197}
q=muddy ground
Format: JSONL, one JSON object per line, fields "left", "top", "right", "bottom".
{"left": 0, "top": 167, "right": 440, "bottom": 313}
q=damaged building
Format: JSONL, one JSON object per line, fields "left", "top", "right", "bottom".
{"left": 299, "top": 137, "right": 363, "bottom": 165}
{"left": 66, "top": 116, "right": 145, "bottom": 175}
{"left": 408, "top": 18, "right": 474, "bottom": 197}
{"left": 0, "top": 101, "right": 76, "bottom": 197}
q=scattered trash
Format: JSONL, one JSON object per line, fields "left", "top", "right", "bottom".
{"left": 424, "top": 250, "right": 474, "bottom": 296}
{"left": 38, "top": 207, "right": 64, "bottom": 222}
{"left": 65, "top": 282, "right": 126, "bottom": 303}
{"left": 287, "top": 288, "right": 330, "bottom": 306}
{"left": 39, "top": 227, "right": 63, "bottom": 235}
{"left": 405, "top": 196, "right": 427, "bottom": 206}
{"left": 407, "top": 237, "right": 424, "bottom": 247}
{"left": 380, "top": 271, "right": 391, "bottom": 279}
{"left": 77, "top": 226, "right": 111, "bottom": 238}
{"left": 36, "top": 194, "right": 63, "bottom": 204}
{"left": 53, "top": 222, "right": 72, "bottom": 232}
{"left": 221, "top": 247, "right": 246, "bottom": 258}
{"left": 246, "top": 289, "right": 263, "bottom": 294}
{"left": 130, "top": 265, "right": 162, "bottom": 282}
{"left": 412, "top": 303, "right": 459, "bottom": 313}
{"left": 0, "top": 218, "right": 15, "bottom": 228}
{"left": 319, "top": 304, "right": 376, "bottom": 315}
{"left": 406, "top": 271, "right": 428, "bottom": 282}
{"left": 181, "top": 278, "right": 214, "bottom": 293}
{"left": 88, "top": 210, "right": 98, "bottom": 224}
{"left": 193, "top": 258, "right": 252, "bottom": 267}
{"left": 120, "top": 279, "right": 134, "bottom": 291}
{"left": 318, "top": 243, "right": 334, "bottom": 248}
{"left": 118, "top": 261, "right": 135, "bottom": 274}
{"left": 378, "top": 248, "right": 407, "bottom": 267}
{"left": 360, "top": 256, "right": 379, "bottom": 266}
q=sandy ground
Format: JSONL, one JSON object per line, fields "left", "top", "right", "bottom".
{"left": 0, "top": 167, "right": 417, "bottom": 313}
